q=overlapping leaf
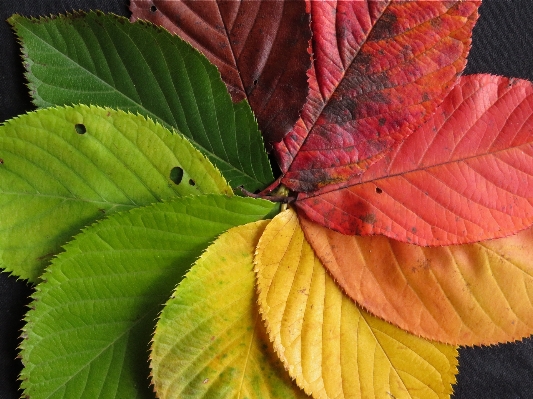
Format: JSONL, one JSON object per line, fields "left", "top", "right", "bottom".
{"left": 151, "top": 221, "right": 309, "bottom": 399}
{"left": 130, "top": 0, "right": 311, "bottom": 144}
{"left": 10, "top": 12, "right": 273, "bottom": 191}
{"left": 275, "top": 0, "right": 480, "bottom": 194}
{"left": 255, "top": 209, "right": 458, "bottom": 399}
{"left": 0, "top": 105, "right": 230, "bottom": 282}
{"left": 21, "top": 195, "right": 278, "bottom": 399}
{"left": 297, "top": 74, "right": 533, "bottom": 245}
{"left": 301, "top": 214, "right": 533, "bottom": 345}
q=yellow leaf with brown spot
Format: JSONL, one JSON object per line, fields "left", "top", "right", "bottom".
{"left": 255, "top": 209, "right": 458, "bottom": 399}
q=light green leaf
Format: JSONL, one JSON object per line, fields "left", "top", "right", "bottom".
{"left": 9, "top": 11, "right": 274, "bottom": 191}
{"left": 0, "top": 105, "right": 231, "bottom": 282}
{"left": 151, "top": 221, "right": 309, "bottom": 399}
{"left": 21, "top": 195, "right": 278, "bottom": 399}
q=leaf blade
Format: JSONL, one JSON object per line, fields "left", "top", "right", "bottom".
{"left": 151, "top": 221, "right": 309, "bottom": 399}
{"left": 301, "top": 213, "right": 533, "bottom": 345}
{"left": 0, "top": 105, "right": 231, "bottom": 282}
{"left": 276, "top": 1, "right": 480, "bottom": 193}
{"left": 130, "top": 0, "right": 312, "bottom": 144}
{"left": 255, "top": 209, "right": 458, "bottom": 399}
{"left": 20, "top": 195, "right": 278, "bottom": 399}
{"left": 297, "top": 74, "right": 533, "bottom": 245}
{"left": 10, "top": 11, "right": 273, "bottom": 191}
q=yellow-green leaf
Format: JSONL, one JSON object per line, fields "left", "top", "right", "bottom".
{"left": 151, "top": 221, "right": 309, "bottom": 399}
{"left": 255, "top": 209, "right": 458, "bottom": 399}
{"left": 0, "top": 105, "right": 231, "bottom": 281}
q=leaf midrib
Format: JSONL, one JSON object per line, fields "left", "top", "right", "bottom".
{"left": 0, "top": 191, "right": 137, "bottom": 208}
{"left": 301, "top": 131, "right": 533, "bottom": 201}
{"left": 283, "top": 2, "right": 391, "bottom": 169}
{"left": 28, "top": 300, "right": 159, "bottom": 399}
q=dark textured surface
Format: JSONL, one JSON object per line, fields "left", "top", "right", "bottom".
{"left": 1, "top": 0, "right": 533, "bottom": 398}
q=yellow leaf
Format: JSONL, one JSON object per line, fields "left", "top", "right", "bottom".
{"left": 255, "top": 209, "right": 458, "bottom": 399}
{"left": 151, "top": 220, "right": 310, "bottom": 399}
{"left": 301, "top": 214, "right": 533, "bottom": 345}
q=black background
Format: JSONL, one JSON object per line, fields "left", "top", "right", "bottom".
{"left": 2, "top": 1, "right": 533, "bottom": 398}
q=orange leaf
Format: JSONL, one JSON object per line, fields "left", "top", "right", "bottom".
{"left": 301, "top": 214, "right": 533, "bottom": 345}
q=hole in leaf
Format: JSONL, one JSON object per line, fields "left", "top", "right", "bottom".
{"left": 188, "top": 179, "right": 196, "bottom": 186}
{"left": 375, "top": 187, "right": 383, "bottom": 194}
{"left": 0, "top": 159, "right": 3, "bottom": 165}
{"left": 170, "top": 167, "right": 184, "bottom": 185}
{"left": 253, "top": 79, "right": 258, "bottom": 86}
{"left": 75, "top": 124, "right": 86, "bottom": 135}
{"left": 150, "top": 5, "right": 157, "bottom": 13}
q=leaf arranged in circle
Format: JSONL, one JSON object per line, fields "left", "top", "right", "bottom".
{"left": 130, "top": 0, "right": 312, "bottom": 144}
{"left": 255, "top": 209, "right": 458, "bottom": 399}
{"left": 296, "top": 74, "right": 533, "bottom": 245}
{"left": 301, "top": 214, "right": 533, "bottom": 345}
{"left": 20, "top": 195, "right": 278, "bottom": 399}
{"left": 10, "top": 11, "right": 273, "bottom": 191}
{"left": 0, "top": 105, "right": 230, "bottom": 282}
{"left": 151, "top": 221, "right": 309, "bottom": 399}
{"left": 275, "top": 1, "right": 480, "bottom": 194}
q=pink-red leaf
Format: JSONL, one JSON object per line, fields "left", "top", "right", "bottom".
{"left": 296, "top": 74, "right": 533, "bottom": 245}
{"left": 275, "top": 0, "right": 480, "bottom": 193}
{"left": 130, "top": 0, "right": 312, "bottom": 144}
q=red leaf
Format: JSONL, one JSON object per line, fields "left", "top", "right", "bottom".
{"left": 130, "top": 0, "right": 312, "bottom": 143}
{"left": 297, "top": 74, "right": 533, "bottom": 245}
{"left": 275, "top": 0, "right": 480, "bottom": 192}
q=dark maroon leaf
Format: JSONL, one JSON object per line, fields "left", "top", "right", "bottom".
{"left": 130, "top": 0, "right": 312, "bottom": 144}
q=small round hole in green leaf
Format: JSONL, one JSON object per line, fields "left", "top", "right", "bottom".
{"left": 170, "top": 166, "right": 184, "bottom": 185}
{"left": 75, "top": 124, "right": 86, "bottom": 135}
{"left": 188, "top": 179, "right": 196, "bottom": 186}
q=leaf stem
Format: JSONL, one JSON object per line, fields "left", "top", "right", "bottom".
{"left": 239, "top": 183, "right": 295, "bottom": 205}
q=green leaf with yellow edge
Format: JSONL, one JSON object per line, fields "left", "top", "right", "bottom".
{"left": 21, "top": 195, "right": 278, "bottom": 399}
{"left": 0, "top": 105, "right": 231, "bottom": 282}
{"left": 300, "top": 216, "right": 533, "bottom": 346}
{"left": 151, "top": 221, "right": 309, "bottom": 399}
{"left": 255, "top": 208, "right": 458, "bottom": 399}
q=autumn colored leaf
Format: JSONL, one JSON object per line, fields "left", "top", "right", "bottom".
{"left": 297, "top": 74, "right": 533, "bottom": 246}
{"left": 301, "top": 214, "right": 533, "bottom": 346}
{"left": 255, "top": 209, "right": 458, "bottom": 399}
{"left": 20, "top": 195, "right": 278, "bottom": 399}
{"left": 275, "top": 0, "right": 480, "bottom": 194}
{"left": 151, "top": 221, "right": 309, "bottom": 399}
{"left": 130, "top": 0, "right": 312, "bottom": 144}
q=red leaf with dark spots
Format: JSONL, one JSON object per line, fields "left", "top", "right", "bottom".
{"left": 130, "top": 0, "right": 312, "bottom": 144}
{"left": 275, "top": 0, "right": 480, "bottom": 193}
{"left": 297, "top": 74, "right": 533, "bottom": 246}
